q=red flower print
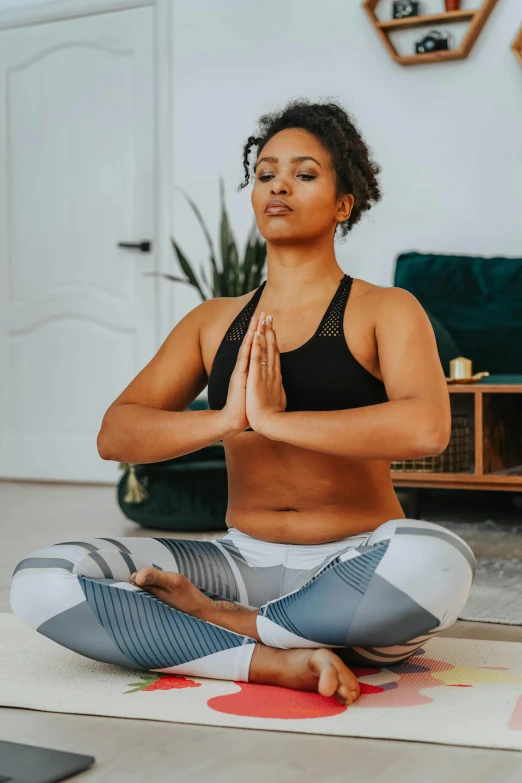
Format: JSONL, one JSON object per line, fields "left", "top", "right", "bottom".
{"left": 124, "top": 673, "right": 201, "bottom": 694}
{"left": 208, "top": 681, "right": 347, "bottom": 720}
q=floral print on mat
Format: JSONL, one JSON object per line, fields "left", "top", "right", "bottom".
{"left": 124, "top": 673, "right": 201, "bottom": 694}
{"left": 207, "top": 648, "right": 522, "bottom": 725}
{"left": 122, "top": 647, "right": 522, "bottom": 730}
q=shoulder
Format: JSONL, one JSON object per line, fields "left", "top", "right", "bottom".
{"left": 351, "top": 278, "right": 419, "bottom": 307}
{"left": 371, "top": 285, "right": 428, "bottom": 326}
{"left": 348, "top": 279, "right": 431, "bottom": 343}
{"left": 372, "top": 284, "right": 420, "bottom": 305}
{"left": 348, "top": 276, "right": 390, "bottom": 323}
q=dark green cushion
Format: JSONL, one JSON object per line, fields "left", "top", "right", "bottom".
{"left": 395, "top": 252, "right": 522, "bottom": 374}
{"left": 117, "top": 457, "right": 228, "bottom": 531}
{"left": 117, "top": 397, "right": 228, "bottom": 531}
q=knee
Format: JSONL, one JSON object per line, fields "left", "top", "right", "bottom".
{"left": 11, "top": 539, "right": 98, "bottom": 584}
{"left": 12, "top": 537, "right": 157, "bottom": 585}
{"left": 10, "top": 537, "right": 165, "bottom": 630}
{"left": 368, "top": 518, "right": 475, "bottom": 624}
{"left": 10, "top": 541, "right": 89, "bottom": 631}
{"left": 10, "top": 537, "right": 128, "bottom": 630}
{"left": 369, "top": 518, "right": 475, "bottom": 575}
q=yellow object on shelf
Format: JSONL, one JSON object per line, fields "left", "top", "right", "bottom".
{"left": 445, "top": 356, "right": 490, "bottom": 384}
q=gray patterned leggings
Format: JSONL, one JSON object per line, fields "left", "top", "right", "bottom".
{"left": 10, "top": 518, "right": 475, "bottom": 681}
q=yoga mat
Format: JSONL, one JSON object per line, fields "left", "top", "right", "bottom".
{"left": 1, "top": 614, "right": 522, "bottom": 750}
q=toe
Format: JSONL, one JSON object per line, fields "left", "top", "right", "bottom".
{"left": 316, "top": 663, "right": 339, "bottom": 698}
{"left": 131, "top": 567, "right": 159, "bottom": 587}
{"left": 336, "top": 682, "right": 360, "bottom": 705}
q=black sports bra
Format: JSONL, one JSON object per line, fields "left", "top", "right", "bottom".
{"left": 207, "top": 273, "right": 388, "bottom": 431}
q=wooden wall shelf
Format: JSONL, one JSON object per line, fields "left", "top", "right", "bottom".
{"left": 512, "top": 25, "right": 522, "bottom": 68}
{"left": 391, "top": 379, "right": 522, "bottom": 492}
{"left": 363, "top": 0, "right": 499, "bottom": 66}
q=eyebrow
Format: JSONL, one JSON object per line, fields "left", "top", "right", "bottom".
{"left": 254, "top": 155, "right": 322, "bottom": 170}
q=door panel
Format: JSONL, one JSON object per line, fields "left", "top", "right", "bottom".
{"left": 0, "top": 7, "right": 156, "bottom": 481}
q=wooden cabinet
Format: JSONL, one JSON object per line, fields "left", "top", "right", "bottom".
{"left": 391, "top": 377, "right": 522, "bottom": 492}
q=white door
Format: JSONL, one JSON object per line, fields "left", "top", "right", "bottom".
{"left": 0, "top": 6, "right": 157, "bottom": 482}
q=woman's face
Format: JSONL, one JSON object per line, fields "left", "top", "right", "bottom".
{"left": 251, "top": 127, "right": 353, "bottom": 244}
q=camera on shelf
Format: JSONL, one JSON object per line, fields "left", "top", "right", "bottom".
{"left": 415, "top": 29, "right": 453, "bottom": 54}
{"left": 392, "top": 1, "right": 421, "bottom": 19}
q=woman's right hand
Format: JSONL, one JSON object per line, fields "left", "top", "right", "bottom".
{"left": 220, "top": 314, "right": 260, "bottom": 437}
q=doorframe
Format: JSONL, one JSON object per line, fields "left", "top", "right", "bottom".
{"left": 0, "top": 0, "right": 152, "bottom": 30}
{"left": 0, "top": 0, "right": 175, "bottom": 349}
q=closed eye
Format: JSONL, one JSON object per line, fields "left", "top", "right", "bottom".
{"left": 258, "top": 174, "right": 316, "bottom": 182}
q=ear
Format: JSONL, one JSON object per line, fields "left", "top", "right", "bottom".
{"left": 336, "top": 193, "right": 354, "bottom": 223}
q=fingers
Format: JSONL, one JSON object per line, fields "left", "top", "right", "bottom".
{"left": 263, "top": 314, "right": 281, "bottom": 376}
{"left": 238, "top": 311, "right": 280, "bottom": 375}
{"left": 258, "top": 315, "right": 269, "bottom": 367}
{"left": 264, "top": 315, "right": 275, "bottom": 373}
{"left": 250, "top": 313, "right": 262, "bottom": 368}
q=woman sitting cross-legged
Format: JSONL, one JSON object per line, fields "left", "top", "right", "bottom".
{"left": 10, "top": 98, "right": 475, "bottom": 707}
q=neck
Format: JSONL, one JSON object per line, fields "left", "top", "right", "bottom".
{"left": 262, "top": 260, "right": 346, "bottom": 309}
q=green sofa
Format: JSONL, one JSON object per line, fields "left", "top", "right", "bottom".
{"left": 394, "top": 251, "right": 522, "bottom": 374}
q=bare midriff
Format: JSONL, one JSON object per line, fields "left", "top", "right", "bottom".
{"left": 201, "top": 277, "right": 406, "bottom": 546}
{"left": 222, "top": 435, "right": 405, "bottom": 544}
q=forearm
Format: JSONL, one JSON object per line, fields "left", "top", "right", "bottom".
{"left": 260, "top": 399, "right": 445, "bottom": 460}
{"left": 97, "top": 404, "right": 234, "bottom": 464}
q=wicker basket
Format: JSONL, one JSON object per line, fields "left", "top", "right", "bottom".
{"left": 391, "top": 414, "right": 471, "bottom": 473}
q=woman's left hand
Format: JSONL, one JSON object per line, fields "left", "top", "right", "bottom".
{"left": 246, "top": 311, "right": 287, "bottom": 436}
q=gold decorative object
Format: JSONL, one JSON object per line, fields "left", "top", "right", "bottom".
{"left": 445, "top": 356, "right": 490, "bottom": 384}
{"left": 119, "top": 463, "right": 150, "bottom": 504}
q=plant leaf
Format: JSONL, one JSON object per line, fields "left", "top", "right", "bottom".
{"left": 169, "top": 237, "right": 207, "bottom": 301}
{"left": 242, "top": 221, "right": 257, "bottom": 292}
{"left": 199, "top": 263, "right": 210, "bottom": 295}
{"left": 174, "top": 185, "right": 218, "bottom": 270}
{"left": 143, "top": 272, "right": 207, "bottom": 300}
{"left": 219, "top": 176, "right": 240, "bottom": 296}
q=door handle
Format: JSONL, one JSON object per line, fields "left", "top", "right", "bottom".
{"left": 117, "top": 240, "right": 152, "bottom": 253}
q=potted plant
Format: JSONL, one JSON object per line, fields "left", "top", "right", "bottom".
{"left": 145, "top": 175, "right": 267, "bottom": 299}
{"left": 445, "top": 0, "right": 460, "bottom": 11}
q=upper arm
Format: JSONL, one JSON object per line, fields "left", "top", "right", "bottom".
{"left": 103, "top": 299, "right": 216, "bottom": 417}
{"left": 374, "top": 287, "right": 451, "bottom": 449}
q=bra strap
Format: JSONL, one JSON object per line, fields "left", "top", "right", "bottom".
{"left": 316, "top": 274, "right": 352, "bottom": 338}
{"left": 223, "top": 279, "right": 266, "bottom": 341}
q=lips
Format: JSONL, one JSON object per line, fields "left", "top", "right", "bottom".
{"left": 265, "top": 199, "right": 292, "bottom": 213}
{"left": 266, "top": 206, "right": 292, "bottom": 214}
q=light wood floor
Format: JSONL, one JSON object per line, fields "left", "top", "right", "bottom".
{"left": 1, "top": 481, "right": 521, "bottom": 782}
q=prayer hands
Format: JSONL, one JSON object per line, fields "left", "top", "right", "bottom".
{"left": 246, "top": 311, "right": 287, "bottom": 436}
{"left": 221, "top": 310, "right": 286, "bottom": 438}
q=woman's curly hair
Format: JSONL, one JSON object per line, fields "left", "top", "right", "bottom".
{"left": 237, "top": 98, "right": 382, "bottom": 239}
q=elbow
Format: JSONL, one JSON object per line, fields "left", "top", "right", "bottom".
{"left": 97, "top": 430, "right": 112, "bottom": 460}
{"left": 97, "top": 411, "right": 116, "bottom": 460}
{"left": 417, "top": 420, "right": 451, "bottom": 457}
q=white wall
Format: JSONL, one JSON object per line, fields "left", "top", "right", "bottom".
{"left": 171, "top": 0, "right": 522, "bottom": 320}
{"left": 1, "top": 0, "right": 521, "bottom": 314}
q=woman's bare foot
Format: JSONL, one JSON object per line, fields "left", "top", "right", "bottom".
{"left": 129, "top": 567, "right": 260, "bottom": 638}
{"left": 130, "top": 567, "right": 216, "bottom": 616}
{"left": 249, "top": 645, "right": 360, "bottom": 706}
{"left": 129, "top": 568, "right": 361, "bottom": 705}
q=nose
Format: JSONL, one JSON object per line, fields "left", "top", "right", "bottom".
{"left": 271, "top": 183, "right": 289, "bottom": 195}
{"left": 268, "top": 173, "right": 290, "bottom": 194}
